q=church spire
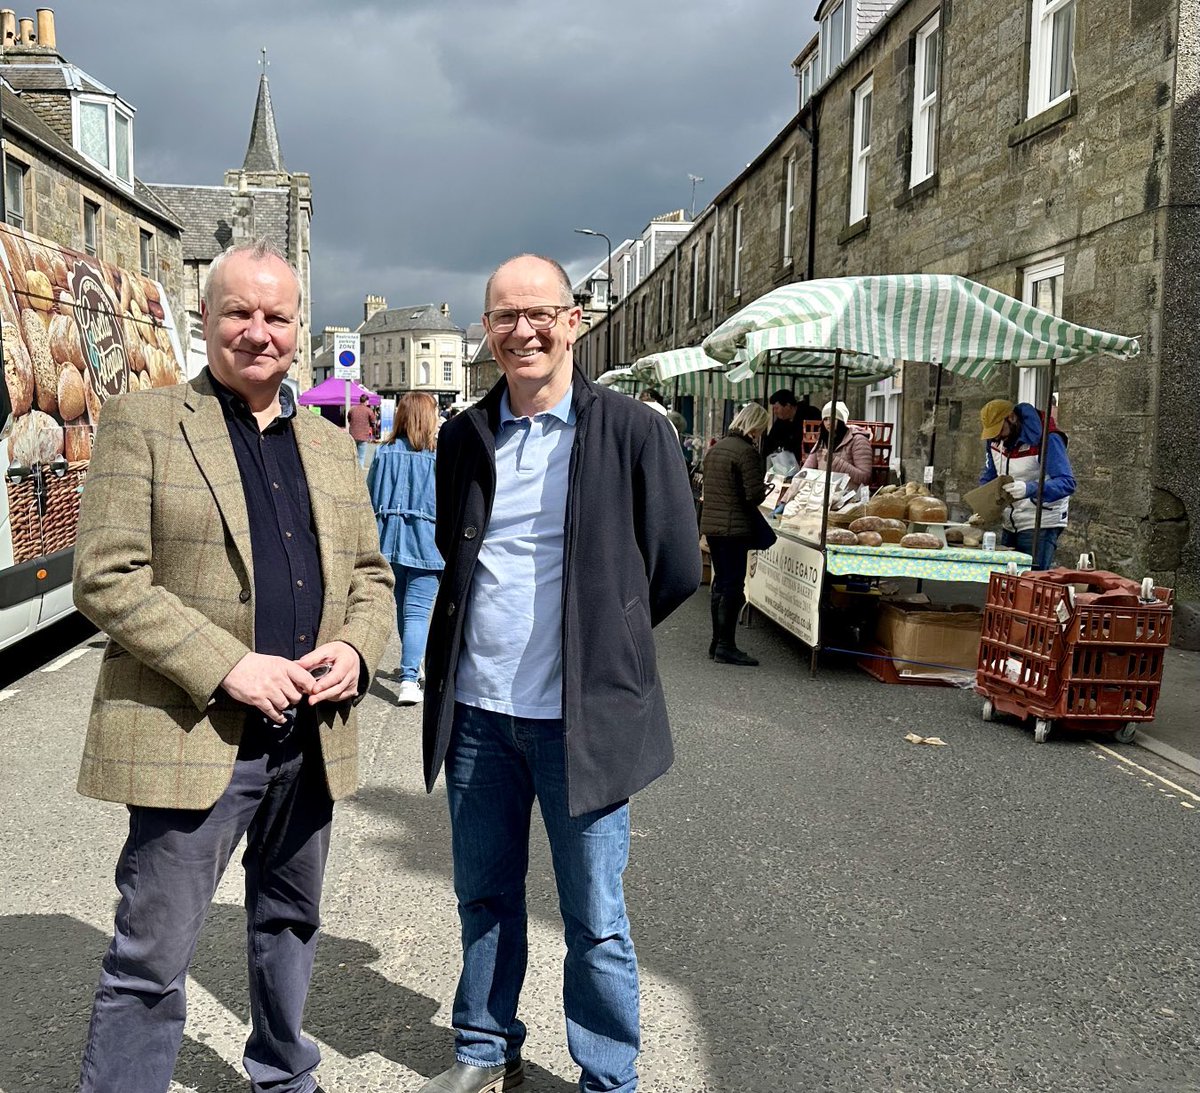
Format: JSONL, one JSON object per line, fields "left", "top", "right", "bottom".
{"left": 242, "top": 49, "right": 286, "bottom": 174}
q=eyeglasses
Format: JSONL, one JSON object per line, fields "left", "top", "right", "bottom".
{"left": 484, "top": 305, "right": 572, "bottom": 334}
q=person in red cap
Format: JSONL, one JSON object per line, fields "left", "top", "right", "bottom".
{"left": 979, "top": 398, "right": 1075, "bottom": 568}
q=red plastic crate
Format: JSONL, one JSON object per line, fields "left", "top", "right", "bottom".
{"left": 975, "top": 570, "right": 1173, "bottom": 724}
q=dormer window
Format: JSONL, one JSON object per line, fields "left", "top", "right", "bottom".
{"left": 74, "top": 95, "right": 134, "bottom": 186}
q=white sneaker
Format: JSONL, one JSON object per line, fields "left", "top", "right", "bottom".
{"left": 396, "top": 680, "right": 424, "bottom": 706}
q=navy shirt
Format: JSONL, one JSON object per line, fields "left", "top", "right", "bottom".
{"left": 210, "top": 370, "right": 324, "bottom": 663}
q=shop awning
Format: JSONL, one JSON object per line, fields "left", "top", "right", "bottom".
{"left": 703, "top": 274, "right": 1140, "bottom": 379}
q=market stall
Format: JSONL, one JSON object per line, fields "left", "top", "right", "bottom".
{"left": 697, "top": 274, "right": 1141, "bottom": 674}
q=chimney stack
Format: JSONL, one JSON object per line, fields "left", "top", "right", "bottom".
{"left": 1, "top": 10, "right": 17, "bottom": 49}
{"left": 363, "top": 294, "right": 387, "bottom": 322}
{"left": 440, "top": 303, "right": 450, "bottom": 318}
{"left": 35, "top": 7, "right": 53, "bottom": 48}
{"left": 17, "top": 15, "right": 33, "bottom": 43}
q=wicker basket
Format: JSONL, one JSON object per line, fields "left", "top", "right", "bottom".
{"left": 5, "top": 461, "right": 88, "bottom": 564}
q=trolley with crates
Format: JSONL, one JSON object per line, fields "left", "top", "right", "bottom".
{"left": 975, "top": 568, "right": 1174, "bottom": 743}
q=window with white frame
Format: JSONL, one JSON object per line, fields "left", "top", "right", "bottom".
{"left": 659, "top": 280, "right": 668, "bottom": 335}
{"left": 799, "top": 58, "right": 816, "bottom": 107}
{"left": 865, "top": 367, "right": 904, "bottom": 470}
{"left": 731, "top": 205, "right": 744, "bottom": 296}
{"left": 1020, "top": 258, "right": 1064, "bottom": 408}
{"left": 911, "top": 15, "right": 940, "bottom": 186}
{"left": 139, "top": 229, "right": 155, "bottom": 275}
{"left": 591, "top": 274, "right": 608, "bottom": 308}
{"left": 689, "top": 244, "right": 700, "bottom": 318}
{"left": 83, "top": 199, "right": 101, "bottom": 257}
{"left": 622, "top": 254, "right": 633, "bottom": 298}
{"left": 442, "top": 360, "right": 454, "bottom": 384}
{"left": 1028, "top": 0, "right": 1075, "bottom": 117}
{"left": 821, "top": 2, "right": 849, "bottom": 83}
{"left": 850, "top": 76, "right": 873, "bottom": 224}
{"left": 634, "top": 240, "right": 646, "bottom": 285}
{"left": 5, "top": 158, "right": 28, "bottom": 229}
{"left": 705, "top": 229, "right": 716, "bottom": 313}
{"left": 75, "top": 96, "right": 134, "bottom": 185}
{"left": 782, "top": 155, "right": 797, "bottom": 264}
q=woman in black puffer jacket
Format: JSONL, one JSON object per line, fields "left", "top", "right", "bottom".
{"left": 699, "top": 402, "right": 771, "bottom": 665}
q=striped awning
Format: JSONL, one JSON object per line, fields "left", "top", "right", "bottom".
{"left": 596, "top": 367, "right": 639, "bottom": 392}
{"left": 702, "top": 274, "right": 1140, "bottom": 379}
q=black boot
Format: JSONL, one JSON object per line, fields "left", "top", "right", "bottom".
{"left": 709, "top": 591, "right": 720, "bottom": 658}
{"left": 713, "top": 593, "right": 758, "bottom": 666}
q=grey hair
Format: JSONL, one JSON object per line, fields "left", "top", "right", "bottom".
{"left": 203, "top": 238, "right": 302, "bottom": 311}
{"left": 484, "top": 254, "right": 574, "bottom": 311}
{"left": 728, "top": 402, "right": 770, "bottom": 438}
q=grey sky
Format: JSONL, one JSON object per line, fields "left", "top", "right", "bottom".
{"left": 60, "top": 0, "right": 819, "bottom": 332}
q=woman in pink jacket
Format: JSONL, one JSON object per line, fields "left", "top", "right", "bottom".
{"left": 802, "top": 400, "right": 874, "bottom": 487}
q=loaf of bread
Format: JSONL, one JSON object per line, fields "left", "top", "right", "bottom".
{"left": 850, "top": 516, "right": 884, "bottom": 533}
{"left": 906, "top": 496, "right": 949, "bottom": 522}
{"left": 944, "top": 526, "right": 965, "bottom": 545}
{"left": 865, "top": 494, "right": 909, "bottom": 520}
{"left": 855, "top": 531, "right": 883, "bottom": 547}
{"left": 879, "top": 518, "right": 907, "bottom": 544}
{"left": 901, "top": 532, "right": 943, "bottom": 550}
{"left": 825, "top": 528, "right": 858, "bottom": 545}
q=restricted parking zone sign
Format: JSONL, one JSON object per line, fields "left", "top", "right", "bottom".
{"left": 333, "top": 333, "right": 361, "bottom": 380}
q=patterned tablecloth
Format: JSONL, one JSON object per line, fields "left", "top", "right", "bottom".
{"left": 775, "top": 527, "right": 1031, "bottom": 583}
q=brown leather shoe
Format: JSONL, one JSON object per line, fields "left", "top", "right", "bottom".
{"left": 416, "top": 1058, "right": 524, "bottom": 1092}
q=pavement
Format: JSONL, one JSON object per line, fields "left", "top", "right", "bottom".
{"left": 1138, "top": 646, "right": 1200, "bottom": 776}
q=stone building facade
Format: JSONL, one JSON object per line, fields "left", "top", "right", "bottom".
{"left": 0, "top": 10, "right": 184, "bottom": 323}
{"left": 576, "top": 0, "right": 1200, "bottom": 595}
{"left": 355, "top": 296, "right": 466, "bottom": 406}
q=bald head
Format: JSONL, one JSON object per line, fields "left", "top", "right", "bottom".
{"left": 484, "top": 254, "right": 574, "bottom": 312}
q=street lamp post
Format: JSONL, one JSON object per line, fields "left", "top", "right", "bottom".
{"left": 574, "top": 227, "right": 612, "bottom": 374}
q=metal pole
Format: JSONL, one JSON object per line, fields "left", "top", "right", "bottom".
{"left": 1029, "top": 358, "right": 1057, "bottom": 568}
{"left": 927, "top": 364, "right": 944, "bottom": 467}
{"left": 819, "top": 350, "right": 842, "bottom": 548}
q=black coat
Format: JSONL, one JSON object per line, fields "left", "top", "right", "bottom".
{"left": 699, "top": 433, "right": 767, "bottom": 538}
{"left": 422, "top": 369, "right": 702, "bottom": 816}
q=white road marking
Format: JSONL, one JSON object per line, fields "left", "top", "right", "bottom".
{"left": 0, "top": 689, "right": 18, "bottom": 703}
{"left": 42, "top": 648, "right": 90, "bottom": 673}
{"left": 1091, "top": 741, "right": 1200, "bottom": 804}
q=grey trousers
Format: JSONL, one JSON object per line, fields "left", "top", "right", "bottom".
{"left": 78, "top": 723, "right": 333, "bottom": 1093}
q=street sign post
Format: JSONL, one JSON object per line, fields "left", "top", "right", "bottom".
{"left": 332, "top": 333, "right": 361, "bottom": 430}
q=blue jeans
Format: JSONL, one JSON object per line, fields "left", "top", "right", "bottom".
{"left": 391, "top": 564, "right": 440, "bottom": 681}
{"left": 445, "top": 703, "right": 640, "bottom": 1093}
{"left": 355, "top": 440, "right": 370, "bottom": 467}
{"left": 78, "top": 724, "right": 333, "bottom": 1093}
{"left": 1002, "top": 526, "right": 1063, "bottom": 570}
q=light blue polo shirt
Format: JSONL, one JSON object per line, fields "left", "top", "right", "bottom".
{"left": 456, "top": 385, "right": 576, "bottom": 718}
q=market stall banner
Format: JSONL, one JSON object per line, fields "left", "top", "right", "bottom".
{"left": 702, "top": 274, "right": 1141, "bottom": 379}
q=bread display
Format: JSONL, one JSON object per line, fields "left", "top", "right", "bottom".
{"left": 850, "top": 516, "right": 885, "bottom": 533}
{"left": 906, "top": 496, "right": 949, "bottom": 522}
{"left": 865, "top": 493, "right": 909, "bottom": 520}
{"left": 855, "top": 531, "right": 883, "bottom": 547}
{"left": 22, "top": 307, "right": 58, "bottom": 414}
{"left": 878, "top": 518, "right": 907, "bottom": 543}
{"left": 3, "top": 321, "right": 33, "bottom": 416}
{"left": 825, "top": 528, "right": 858, "bottom": 545}
{"left": 901, "top": 532, "right": 943, "bottom": 550}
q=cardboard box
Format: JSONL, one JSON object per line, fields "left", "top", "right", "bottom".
{"left": 874, "top": 601, "right": 983, "bottom": 678}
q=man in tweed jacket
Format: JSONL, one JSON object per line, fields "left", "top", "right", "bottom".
{"left": 73, "top": 241, "right": 393, "bottom": 1093}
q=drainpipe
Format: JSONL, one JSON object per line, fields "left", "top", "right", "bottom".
{"left": 800, "top": 101, "right": 819, "bottom": 282}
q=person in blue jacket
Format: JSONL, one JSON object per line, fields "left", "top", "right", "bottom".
{"left": 979, "top": 398, "right": 1076, "bottom": 569}
{"left": 366, "top": 392, "right": 443, "bottom": 705}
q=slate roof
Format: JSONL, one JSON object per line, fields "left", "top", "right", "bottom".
{"left": 242, "top": 74, "right": 286, "bottom": 173}
{"left": 359, "top": 304, "right": 464, "bottom": 337}
{"left": 0, "top": 85, "right": 181, "bottom": 230}
{"left": 147, "top": 183, "right": 291, "bottom": 262}
{"left": 0, "top": 61, "right": 113, "bottom": 96}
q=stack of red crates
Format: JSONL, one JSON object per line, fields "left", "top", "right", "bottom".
{"left": 976, "top": 569, "right": 1173, "bottom": 734}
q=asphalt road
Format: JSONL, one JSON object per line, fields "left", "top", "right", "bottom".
{"left": 1, "top": 591, "right": 1197, "bottom": 1093}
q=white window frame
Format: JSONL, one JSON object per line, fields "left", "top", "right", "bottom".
{"left": 850, "top": 76, "right": 873, "bottom": 224}
{"left": 83, "top": 198, "right": 101, "bottom": 257}
{"left": 1019, "top": 257, "right": 1065, "bottom": 407}
{"left": 820, "top": 2, "right": 848, "bottom": 84}
{"left": 799, "top": 58, "right": 816, "bottom": 107}
{"left": 72, "top": 94, "right": 135, "bottom": 187}
{"left": 442, "top": 360, "right": 454, "bottom": 384}
{"left": 705, "top": 230, "right": 716, "bottom": 314}
{"left": 731, "top": 205, "right": 744, "bottom": 297}
{"left": 622, "top": 254, "right": 633, "bottom": 298}
{"left": 689, "top": 244, "right": 700, "bottom": 318}
{"left": 911, "top": 15, "right": 940, "bottom": 186}
{"left": 1028, "top": 0, "right": 1075, "bottom": 118}
{"left": 865, "top": 366, "right": 904, "bottom": 471}
{"left": 139, "top": 228, "right": 155, "bottom": 275}
{"left": 782, "top": 155, "right": 797, "bottom": 265}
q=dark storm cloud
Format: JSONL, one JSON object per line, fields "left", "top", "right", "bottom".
{"left": 56, "top": 0, "right": 818, "bottom": 330}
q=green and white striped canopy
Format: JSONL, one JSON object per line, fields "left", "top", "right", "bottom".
{"left": 702, "top": 274, "right": 1140, "bottom": 380}
{"left": 596, "top": 367, "right": 639, "bottom": 392}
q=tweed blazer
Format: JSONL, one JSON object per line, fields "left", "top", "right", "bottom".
{"left": 73, "top": 372, "right": 394, "bottom": 809}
